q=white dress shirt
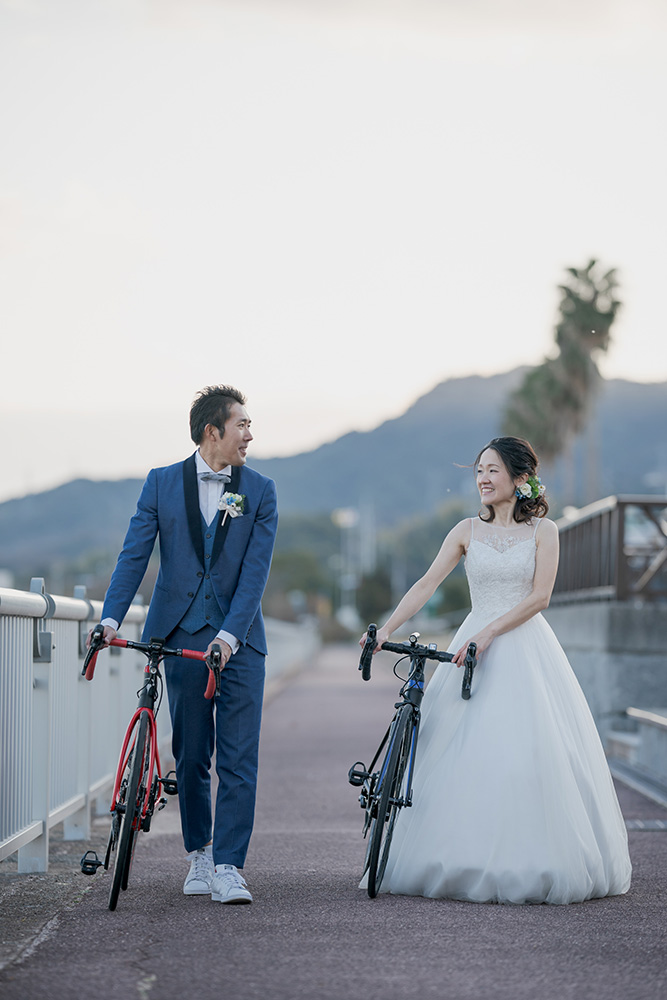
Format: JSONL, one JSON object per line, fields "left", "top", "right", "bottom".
{"left": 101, "top": 450, "right": 240, "bottom": 655}
{"left": 196, "top": 450, "right": 233, "bottom": 526}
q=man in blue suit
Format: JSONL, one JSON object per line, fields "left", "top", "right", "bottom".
{"left": 95, "top": 385, "right": 278, "bottom": 904}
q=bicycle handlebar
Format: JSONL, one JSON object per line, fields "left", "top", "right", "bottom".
{"left": 83, "top": 626, "right": 223, "bottom": 699}
{"left": 358, "top": 622, "right": 478, "bottom": 699}
{"left": 379, "top": 641, "right": 452, "bottom": 661}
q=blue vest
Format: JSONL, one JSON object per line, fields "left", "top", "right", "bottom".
{"left": 178, "top": 513, "right": 226, "bottom": 634}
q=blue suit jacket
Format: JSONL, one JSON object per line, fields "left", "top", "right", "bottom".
{"left": 102, "top": 455, "right": 278, "bottom": 654}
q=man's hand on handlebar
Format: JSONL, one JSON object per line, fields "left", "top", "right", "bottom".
{"left": 204, "top": 638, "right": 232, "bottom": 668}
{"left": 86, "top": 625, "right": 117, "bottom": 649}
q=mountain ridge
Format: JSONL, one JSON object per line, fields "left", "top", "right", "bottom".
{"left": 1, "top": 368, "right": 665, "bottom": 585}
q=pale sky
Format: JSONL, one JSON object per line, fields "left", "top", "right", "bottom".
{"left": 1, "top": 0, "right": 666, "bottom": 501}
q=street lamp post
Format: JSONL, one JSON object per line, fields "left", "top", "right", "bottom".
{"left": 331, "top": 507, "right": 360, "bottom": 631}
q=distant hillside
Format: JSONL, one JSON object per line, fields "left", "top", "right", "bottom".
{"left": 250, "top": 369, "right": 667, "bottom": 519}
{"left": 251, "top": 369, "right": 529, "bottom": 519}
{"left": 1, "top": 369, "right": 665, "bottom": 586}
{"left": 0, "top": 478, "right": 144, "bottom": 585}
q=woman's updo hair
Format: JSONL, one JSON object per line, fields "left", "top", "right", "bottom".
{"left": 475, "top": 436, "right": 549, "bottom": 524}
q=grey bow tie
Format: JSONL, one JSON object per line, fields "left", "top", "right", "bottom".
{"left": 199, "top": 471, "right": 231, "bottom": 484}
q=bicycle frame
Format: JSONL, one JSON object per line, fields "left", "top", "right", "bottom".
{"left": 111, "top": 704, "right": 161, "bottom": 826}
{"left": 360, "top": 653, "right": 425, "bottom": 818}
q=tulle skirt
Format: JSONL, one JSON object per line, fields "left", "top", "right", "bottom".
{"left": 371, "top": 611, "right": 632, "bottom": 904}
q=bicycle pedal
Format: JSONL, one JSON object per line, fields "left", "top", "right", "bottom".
{"left": 348, "top": 762, "right": 369, "bottom": 787}
{"left": 160, "top": 771, "right": 178, "bottom": 795}
{"left": 80, "top": 850, "right": 103, "bottom": 876}
{"left": 157, "top": 797, "right": 167, "bottom": 811}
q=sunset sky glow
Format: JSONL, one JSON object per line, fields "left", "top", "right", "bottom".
{"left": 1, "top": 0, "right": 666, "bottom": 501}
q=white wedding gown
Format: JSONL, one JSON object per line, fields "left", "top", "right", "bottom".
{"left": 374, "top": 517, "right": 632, "bottom": 904}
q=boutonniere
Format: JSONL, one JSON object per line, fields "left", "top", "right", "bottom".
{"left": 218, "top": 492, "right": 246, "bottom": 525}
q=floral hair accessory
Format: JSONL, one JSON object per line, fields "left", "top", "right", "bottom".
{"left": 218, "top": 492, "right": 245, "bottom": 524}
{"left": 515, "top": 475, "right": 546, "bottom": 500}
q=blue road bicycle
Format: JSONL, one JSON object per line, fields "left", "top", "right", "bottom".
{"left": 349, "top": 624, "right": 477, "bottom": 898}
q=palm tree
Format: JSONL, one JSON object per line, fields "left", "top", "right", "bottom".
{"left": 503, "top": 358, "right": 580, "bottom": 465}
{"left": 555, "top": 260, "right": 620, "bottom": 428}
{"left": 502, "top": 260, "right": 621, "bottom": 500}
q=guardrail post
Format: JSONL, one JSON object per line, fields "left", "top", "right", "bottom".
{"left": 615, "top": 502, "right": 628, "bottom": 601}
{"left": 17, "top": 656, "right": 52, "bottom": 873}
{"left": 17, "top": 580, "right": 54, "bottom": 872}
{"left": 63, "top": 585, "right": 93, "bottom": 841}
{"left": 29, "top": 578, "right": 53, "bottom": 663}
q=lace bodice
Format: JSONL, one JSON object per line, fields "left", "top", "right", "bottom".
{"left": 465, "top": 518, "right": 537, "bottom": 618}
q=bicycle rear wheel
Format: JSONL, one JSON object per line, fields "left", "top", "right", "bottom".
{"left": 366, "top": 705, "right": 414, "bottom": 898}
{"left": 108, "top": 711, "right": 150, "bottom": 911}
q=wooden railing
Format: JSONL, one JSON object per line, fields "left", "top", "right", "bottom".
{"left": 552, "top": 495, "right": 667, "bottom": 603}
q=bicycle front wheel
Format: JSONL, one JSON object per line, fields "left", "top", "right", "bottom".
{"left": 366, "top": 705, "right": 414, "bottom": 898}
{"left": 108, "top": 711, "right": 150, "bottom": 911}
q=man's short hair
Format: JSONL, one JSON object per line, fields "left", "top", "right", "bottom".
{"left": 189, "top": 385, "right": 247, "bottom": 444}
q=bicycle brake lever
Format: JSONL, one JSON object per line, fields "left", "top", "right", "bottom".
{"left": 82, "top": 624, "right": 105, "bottom": 680}
{"left": 204, "top": 643, "right": 222, "bottom": 699}
{"left": 461, "top": 642, "right": 478, "bottom": 701}
{"left": 359, "top": 624, "right": 377, "bottom": 681}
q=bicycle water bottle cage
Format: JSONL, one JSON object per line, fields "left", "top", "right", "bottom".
{"left": 160, "top": 771, "right": 178, "bottom": 795}
{"left": 80, "top": 850, "right": 103, "bottom": 876}
{"left": 348, "top": 762, "right": 370, "bottom": 787}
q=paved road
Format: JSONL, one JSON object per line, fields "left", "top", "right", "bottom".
{"left": 1, "top": 644, "right": 667, "bottom": 1000}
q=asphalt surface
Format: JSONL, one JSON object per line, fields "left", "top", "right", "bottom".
{"left": 1, "top": 643, "right": 667, "bottom": 1000}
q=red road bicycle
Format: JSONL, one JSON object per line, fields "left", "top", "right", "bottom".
{"left": 81, "top": 626, "right": 222, "bottom": 910}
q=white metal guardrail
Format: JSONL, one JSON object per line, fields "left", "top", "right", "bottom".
{"left": 0, "top": 580, "right": 153, "bottom": 872}
{"left": 0, "top": 580, "right": 321, "bottom": 874}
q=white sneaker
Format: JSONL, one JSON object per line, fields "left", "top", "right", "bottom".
{"left": 183, "top": 848, "right": 214, "bottom": 895}
{"left": 210, "top": 864, "right": 253, "bottom": 904}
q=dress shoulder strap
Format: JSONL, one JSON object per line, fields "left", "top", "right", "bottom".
{"left": 470, "top": 517, "right": 475, "bottom": 539}
{"left": 532, "top": 518, "right": 541, "bottom": 538}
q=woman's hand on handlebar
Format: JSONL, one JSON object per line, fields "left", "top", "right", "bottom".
{"left": 359, "top": 625, "right": 390, "bottom": 655}
{"left": 453, "top": 628, "right": 493, "bottom": 666}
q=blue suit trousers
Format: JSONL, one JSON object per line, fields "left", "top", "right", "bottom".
{"left": 164, "top": 625, "right": 265, "bottom": 868}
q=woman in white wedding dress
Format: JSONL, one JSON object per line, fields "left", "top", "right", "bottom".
{"left": 361, "top": 437, "right": 631, "bottom": 904}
